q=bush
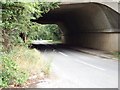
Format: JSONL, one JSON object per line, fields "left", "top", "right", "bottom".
{"left": 28, "top": 24, "right": 62, "bottom": 41}
{"left": 9, "top": 46, "right": 51, "bottom": 75}
{"left": 0, "top": 55, "right": 28, "bottom": 88}
{"left": 0, "top": 46, "right": 51, "bottom": 88}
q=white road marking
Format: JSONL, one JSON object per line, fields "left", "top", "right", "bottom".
{"left": 75, "top": 59, "right": 105, "bottom": 71}
{"left": 59, "top": 52, "right": 68, "bottom": 57}
{"left": 59, "top": 51, "right": 105, "bottom": 71}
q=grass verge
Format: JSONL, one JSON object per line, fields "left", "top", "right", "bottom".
{"left": 0, "top": 46, "right": 51, "bottom": 88}
{"left": 113, "top": 52, "right": 120, "bottom": 60}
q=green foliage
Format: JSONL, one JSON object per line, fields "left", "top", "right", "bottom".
{"left": 0, "top": 54, "right": 28, "bottom": 88}
{"left": 28, "top": 24, "right": 62, "bottom": 41}
{"left": 0, "top": 1, "right": 60, "bottom": 52}
{"left": 0, "top": 46, "right": 52, "bottom": 88}
{"left": 113, "top": 52, "right": 120, "bottom": 60}
{"left": 0, "top": 1, "right": 59, "bottom": 87}
{"left": 43, "top": 24, "right": 62, "bottom": 41}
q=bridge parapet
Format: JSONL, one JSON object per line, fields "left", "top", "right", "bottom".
{"left": 60, "top": 1, "right": 119, "bottom": 12}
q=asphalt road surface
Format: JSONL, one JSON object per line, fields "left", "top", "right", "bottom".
{"left": 32, "top": 44, "right": 118, "bottom": 88}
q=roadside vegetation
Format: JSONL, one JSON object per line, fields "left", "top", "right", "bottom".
{"left": 0, "top": 1, "right": 60, "bottom": 88}
{"left": 113, "top": 52, "right": 120, "bottom": 60}
{"left": 0, "top": 46, "right": 51, "bottom": 88}
{"left": 29, "top": 24, "right": 62, "bottom": 41}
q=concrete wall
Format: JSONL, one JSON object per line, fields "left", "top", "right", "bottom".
{"left": 64, "top": 33, "right": 119, "bottom": 52}
{"left": 59, "top": 3, "right": 120, "bottom": 52}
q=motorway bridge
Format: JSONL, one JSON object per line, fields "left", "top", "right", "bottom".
{"left": 32, "top": 2, "right": 120, "bottom": 52}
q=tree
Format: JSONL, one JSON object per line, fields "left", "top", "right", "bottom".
{"left": 28, "top": 24, "right": 62, "bottom": 41}
{"left": 43, "top": 24, "right": 62, "bottom": 41}
{"left": 0, "top": 1, "right": 59, "bottom": 52}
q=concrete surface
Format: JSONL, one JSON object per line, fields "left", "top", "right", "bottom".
{"left": 65, "top": 33, "right": 119, "bottom": 52}
{"left": 73, "top": 47, "right": 118, "bottom": 59}
{"left": 30, "top": 46, "right": 118, "bottom": 88}
{"left": 31, "top": 44, "right": 118, "bottom": 88}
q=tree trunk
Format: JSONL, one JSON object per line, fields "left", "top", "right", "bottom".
{"left": 20, "top": 33, "right": 27, "bottom": 43}
{"left": 2, "top": 30, "right": 11, "bottom": 52}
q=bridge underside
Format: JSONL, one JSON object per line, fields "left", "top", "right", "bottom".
{"left": 32, "top": 3, "right": 120, "bottom": 52}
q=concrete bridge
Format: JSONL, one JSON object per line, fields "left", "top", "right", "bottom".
{"left": 32, "top": 2, "right": 120, "bottom": 52}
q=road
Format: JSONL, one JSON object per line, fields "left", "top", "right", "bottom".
{"left": 31, "top": 44, "right": 118, "bottom": 88}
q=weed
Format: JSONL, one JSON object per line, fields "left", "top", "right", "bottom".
{"left": 0, "top": 46, "right": 51, "bottom": 88}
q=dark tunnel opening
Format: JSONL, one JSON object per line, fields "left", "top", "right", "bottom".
{"left": 31, "top": 2, "right": 120, "bottom": 52}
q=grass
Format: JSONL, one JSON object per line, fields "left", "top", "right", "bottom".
{"left": 113, "top": 52, "right": 120, "bottom": 60}
{"left": 0, "top": 46, "right": 51, "bottom": 88}
{"left": 10, "top": 46, "right": 51, "bottom": 76}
